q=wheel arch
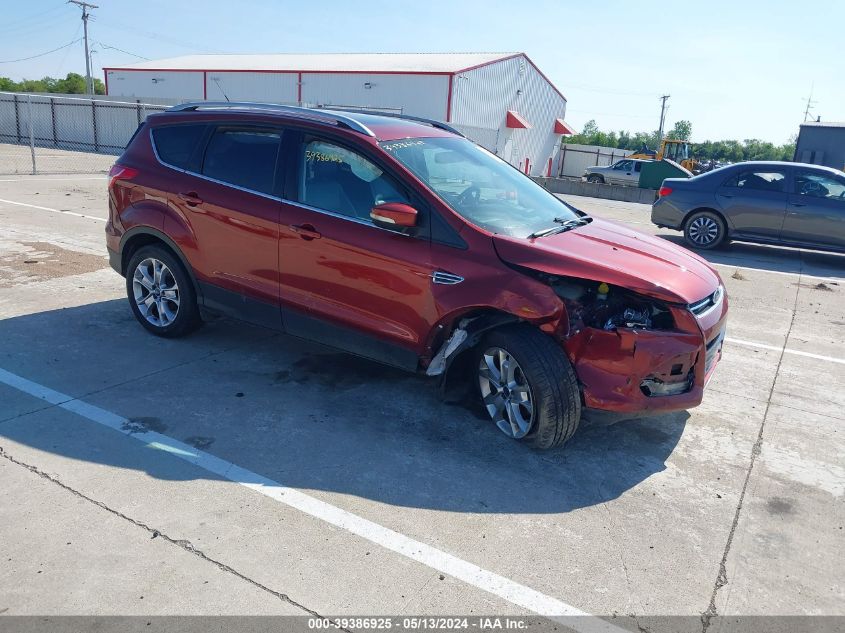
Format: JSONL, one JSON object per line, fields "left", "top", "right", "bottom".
{"left": 431, "top": 308, "right": 524, "bottom": 398}
{"left": 120, "top": 227, "right": 202, "bottom": 298}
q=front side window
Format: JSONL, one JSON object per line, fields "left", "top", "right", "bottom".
{"left": 381, "top": 137, "right": 581, "bottom": 238}
{"left": 298, "top": 139, "right": 409, "bottom": 222}
{"left": 724, "top": 170, "right": 785, "bottom": 192}
{"left": 794, "top": 171, "right": 845, "bottom": 200}
{"left": 202, "top": 128, "right": 281, "bottom": 195}
{"left": 151, "top": 124, "right": 206, "bottom": 169}
{"left": 614, "top": 160, "right": 633, "bottom": 171}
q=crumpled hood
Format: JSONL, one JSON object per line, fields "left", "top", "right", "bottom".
{"left": 493, "top": 217, "right": 720, "bottom": 304}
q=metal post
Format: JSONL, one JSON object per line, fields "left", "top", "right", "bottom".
{"left": 27, "top": 95, "right": 36, "bottom": 174}
{"left": 91, "top": 98, "right": 99, "bottom": 152}
{"left": 558, "top": 144, "right": 567, "bottom": 178}
{"left": 50, "top": 97, "right": 58, "bottom": 147}
{"left": 14, "top": 94, "right": 21, "bottom": 143}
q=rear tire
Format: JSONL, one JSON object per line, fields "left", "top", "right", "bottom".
{"left": 684, "top": 210, "right": 726, "bottom": 250}
{"left": 587, "top": 174, "right": 604, "bottom": 184}
{"left": 126, "top": 244, "right": 201, "bottom": 338}
{"left": 474, "top": 325, "right": 581, "bottom": 450}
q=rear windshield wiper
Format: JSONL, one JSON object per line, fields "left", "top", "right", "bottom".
{"left": 528, "top": 216, "right": 591, "bottom": 239}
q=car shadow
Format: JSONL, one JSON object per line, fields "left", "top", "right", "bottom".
{"left": 657, "top": 232, "right": 845, "bottom": 277}
{"left": 0, "top": 299, "right": 689, "bottom": 515}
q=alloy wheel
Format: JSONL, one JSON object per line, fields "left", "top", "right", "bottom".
{"left": 687, "top": 215, "right": 719, "bottom": 246}
{"left": 132, "top": 257, "right": 180, "bottom": 327}
{"left": 478, "top": 347, "right": 534, "bottom": 439}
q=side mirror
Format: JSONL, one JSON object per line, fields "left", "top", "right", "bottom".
{"left": 370, "top": 202, "right": 418, "bottom": 230}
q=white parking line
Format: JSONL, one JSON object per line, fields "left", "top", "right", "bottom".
{"left": 714, "top": 263, "right": 843, "bottom": 284}
{"left": 725, "top": 337, "right": 845, "bottom": 365}
{"left": 0, "top": 367, "right": 623, "bottom": 633}
{"left": 0, "top": 197, "right": 106, "bottom": 222}
{"left": 0, "top": 176, "right": 107, "bottom": 182}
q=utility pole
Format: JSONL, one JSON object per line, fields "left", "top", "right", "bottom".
{"left": 802, "top": 83, "right": 817, "bottom": 122}
{"left": 657, "top": 94, "right": 670, "bottom": 141}
{"left": 68, "top": 0, "right": 98, "bottom": 95}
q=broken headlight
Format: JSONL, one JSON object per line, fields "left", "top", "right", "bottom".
{"left": 550, "top": 279, "right": 674, "bottom": 333}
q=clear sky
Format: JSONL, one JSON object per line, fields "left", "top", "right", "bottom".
{"left": 1, "top": 0, "right": 843, "bottom": 144}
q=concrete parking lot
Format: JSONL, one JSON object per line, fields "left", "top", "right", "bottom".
{"left": 0, "top": 175, "right": 843, "bottom": 630}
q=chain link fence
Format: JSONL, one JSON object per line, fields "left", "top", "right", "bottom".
{"left": 0, "top": 92, "right": 169, "bottom": 175}
{"left": 0, "top": 93, "right": 509, "bottom": 176}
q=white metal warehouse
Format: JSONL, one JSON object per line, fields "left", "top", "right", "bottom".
{"left": 103, "top": 52, "right": 573, "bottom": 176}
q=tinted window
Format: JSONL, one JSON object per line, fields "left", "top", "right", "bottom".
{"left": 202, "top": 128, "right": 281, "bottom": 195}
{"left": 794, "top": 171, "right": 845, "bottom": 200}
{"left": 151, "top": 124, "right": 206, "bottom": 169}
{"left": 724, "top": 170, "right": 785, "bottom": 192}
{"left": 298, "top": 139, "right": 409, "bottom": 222}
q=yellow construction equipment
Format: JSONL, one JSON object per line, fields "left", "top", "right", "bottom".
{"left": 628, "top": 139, "right": 697, "bottom": 172}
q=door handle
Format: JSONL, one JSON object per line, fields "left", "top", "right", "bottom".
{"left": 178, "top": 192, "right": 203, "bottom": 206}
{"left": 790, "top": 202, "right": 806, "bottom": 207}
{"left": 719, "top": 193, "right": 734, "bottom": 198}
{"left": 290, "top": 223, "right": 321, "bottom": 240}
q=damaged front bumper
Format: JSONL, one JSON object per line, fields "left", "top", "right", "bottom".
{"left": 562, "top": 299, "right": 728, "bottom": 414}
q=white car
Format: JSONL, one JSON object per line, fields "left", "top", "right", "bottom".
{"left": 583, "top": 159, "right": 648, "bottom": 186}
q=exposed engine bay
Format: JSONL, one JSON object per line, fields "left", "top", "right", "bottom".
{"left": 545, "top": 276, "right": 675, "bottom": 335}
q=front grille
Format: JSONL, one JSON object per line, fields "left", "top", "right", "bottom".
{"left": 689, "top": 285, "right": 724, "bottom": 317}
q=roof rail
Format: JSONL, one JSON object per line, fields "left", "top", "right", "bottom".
{"left": 167, "top": 101, "right": 376, "bottom": 137}
{"left": 320, "top": 106, "right": 465, "bottom": 138}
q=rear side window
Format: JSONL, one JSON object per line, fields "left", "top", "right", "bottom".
{"left": 151, "top": 124, "right": 206, "bottom": 169}
{"left": 201, "top": 128, "right": 282, "bottom": 196}
{"left": 724, "top": 170, "right": 785, "bottom": 192}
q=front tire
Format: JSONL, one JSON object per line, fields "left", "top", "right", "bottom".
{"left": 684, "top": 210, "right": 726, "bottom": 249}
{"left": 587, "top": 174, "right": 604, "bottom": 184}
{"left": 126, "top": 244, "right": 201, "bottom": 338}
{"left": 475, "top": 325, "right": 581, "bottom": 450}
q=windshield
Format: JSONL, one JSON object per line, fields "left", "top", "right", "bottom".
{"left": 380, "top": 137, "right": 582, "bottom": 238}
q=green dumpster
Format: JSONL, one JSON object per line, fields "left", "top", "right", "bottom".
{"left": 639, "top": 159, "right": 693, "bottom": 189}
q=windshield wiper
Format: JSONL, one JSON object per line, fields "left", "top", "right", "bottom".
{"left": 528, "top": 216, "right": 591, "bottom": 239}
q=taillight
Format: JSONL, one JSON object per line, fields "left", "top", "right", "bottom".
{"left": 658, "top": 185, "right": 673, "bottom": 197}
{"left": 108, "top": 164, "right": 138, "bottom": 190}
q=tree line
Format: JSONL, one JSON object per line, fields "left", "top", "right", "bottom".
{"left": 564, "top": 119, "right": 796, "bottom": 162}
{"left": 0, "top": 73, "right": 106, "bottom": 95}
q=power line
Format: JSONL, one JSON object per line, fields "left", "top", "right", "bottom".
{"left": 564, "top": 82, "right": 658, "bottom": 98}
{"left": 95, "top": 42, "right": 150, "bottom": 60}
{"left": 0, "top": 38, "right": 82, "bottom": 64}
{"left": 96, "top": 18, "right": 228, "bottom": 54}
{"left": 54, "top": 21, "right": 84, "bottom": 77}
{"left": 0, "top": 4, "right": 70, "bottom": 35}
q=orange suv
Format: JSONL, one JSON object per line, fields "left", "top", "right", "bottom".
{"left": 106, "top": 102, "right": 727, "bottom": 449}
